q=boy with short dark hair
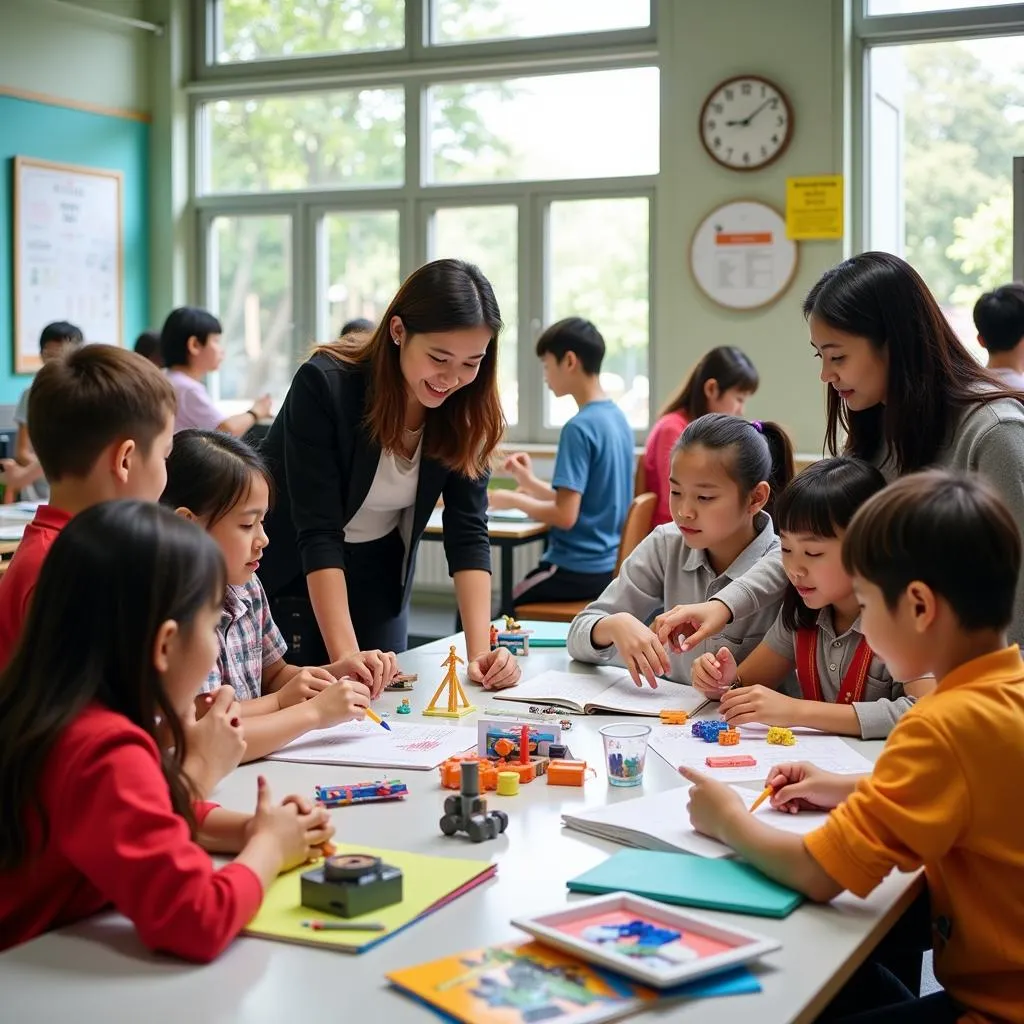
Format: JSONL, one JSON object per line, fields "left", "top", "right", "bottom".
{"left": 0, "top": 345, "right": 176, "bottom": 669}
{"left": 681, "top": 470, "right": 1024, "bottom": 1021}
{"left": 1, "top": 321, "right": 84, "bottom": 501}
{"left": 974, "top": 282, "right": 1024, "bottom": 390}
{"left": 492, "top": 317, "right": 634, "bottom": 608}
{"left": 133, "top": 328, "right": 164, "bottom": 368}
{"left": 161, "top": 306, "right": 271, "bottom": 435}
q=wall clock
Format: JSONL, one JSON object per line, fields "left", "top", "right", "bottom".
{"left": 699, "top": 75, "right": 793, "bottom": 171}
{"left": 689, "top": 200, "right": 798, "bottom": 311}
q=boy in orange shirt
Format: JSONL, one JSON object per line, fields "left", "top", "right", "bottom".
{"left": 682, "top": 470, "right": 1024, "bottom": 1022}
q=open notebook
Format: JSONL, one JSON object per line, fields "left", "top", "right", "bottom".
{"left": 562, "top": 787, "right": 830, "bottom": 859}
{"left": 493, "top": 669, "right": 705, "bottom": 716}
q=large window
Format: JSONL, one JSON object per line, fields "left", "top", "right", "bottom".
{"left": 862, "top": 7, "right": 1024, "bottom": 358}
{"left": 194, "top": 0, "right": 657, "bottom": 439}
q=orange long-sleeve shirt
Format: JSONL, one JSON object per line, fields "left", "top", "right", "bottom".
{"left": 0, "top": 704, "right": 262, "bottom": 962}
{"left": 804, "top": 646, "right": 1024, "bottom": 1022}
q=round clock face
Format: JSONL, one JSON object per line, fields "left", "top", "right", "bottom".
{"left": 700, "top": 76, "right": 792, "bottom": 171}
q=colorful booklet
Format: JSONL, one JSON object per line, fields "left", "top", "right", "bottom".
{"left": 387, "top": 939, "right": 760, "bottom": 1024}
{"left": 244, "top": 844, "right": 496, "bottom": 953}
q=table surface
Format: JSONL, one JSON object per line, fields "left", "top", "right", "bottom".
{"left": 0, "top": 644, "right": 920, "bottom": 1024}
{"left": 424, "top": 506, "right": 549, "bottom": 541}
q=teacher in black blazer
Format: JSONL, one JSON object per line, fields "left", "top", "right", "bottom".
{"left": 259, "top": 259, "right": 521, "bottom": 693}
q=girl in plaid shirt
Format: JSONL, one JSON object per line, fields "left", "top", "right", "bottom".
{"left": 163, "top": 430, "right": 381, "bottom": 760}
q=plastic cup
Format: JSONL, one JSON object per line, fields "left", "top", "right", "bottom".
{"left": 599, "top": 723, "right": 651, "bottom": 788}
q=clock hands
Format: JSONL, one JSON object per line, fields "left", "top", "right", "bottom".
{"left": 724, "top": 98, "right": 774, "bottom": 128}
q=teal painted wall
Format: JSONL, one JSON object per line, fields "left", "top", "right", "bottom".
{"left": 0, "top": 95, "right": 149, "bottom": 404}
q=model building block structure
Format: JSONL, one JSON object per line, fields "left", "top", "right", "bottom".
{"left": 439, "top": 761, "right": 509, "bottom": 842}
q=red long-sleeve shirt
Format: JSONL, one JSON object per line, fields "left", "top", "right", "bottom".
{"left": 0, "top": 704, "right": 263, "bottom": 962}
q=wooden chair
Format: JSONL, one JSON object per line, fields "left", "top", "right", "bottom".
{"left": 514, "top": 491, "right": 657, "bottom": 623}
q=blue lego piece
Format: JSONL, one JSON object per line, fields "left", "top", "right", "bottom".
{"left": 691, "top": 719, "right": 729, "bottom": 743}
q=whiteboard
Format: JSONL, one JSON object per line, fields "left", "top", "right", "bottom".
{"left": 689, "top": 200, "right": 798, "bottom": 311}
{"left": 14, "top": 157, "right": 123, "bottom": 373}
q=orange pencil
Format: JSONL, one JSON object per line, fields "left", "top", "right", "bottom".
{"left": 749, "top": 785, "right": 774, "bottom": 813}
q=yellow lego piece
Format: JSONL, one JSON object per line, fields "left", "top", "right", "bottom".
{"left": 766, "top": 726, "right": 796, "bottom": 746}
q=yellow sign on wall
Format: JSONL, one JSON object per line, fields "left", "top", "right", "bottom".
{"left": 786, "top": 175, "right": 844, "bottom": 240}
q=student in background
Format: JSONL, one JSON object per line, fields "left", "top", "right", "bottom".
{"left": 0, "top": 346, "right": 240, "bottom": 796}
{"left": 974, "top": 282, "right": 1024, "bottom": 390}
{"left": 568, "top": 414, "right": 792, "bottom": 687}
{"left": 161, "top": 306, "right": 272, "bottom": 435}
{"left": 339, "top": 317, "right": 375, "bottom": 339}
{"left": 493, "top": 318, "right": 635, "bottom": 609}
{"left": 163, "top": 430, "right": 377, "bottom": 760}
{"left": 692, "top": 458, "right": 932, "bottom": 738}
{"left": 640, "top": 347, "right": 759, "bottom": 527}
{"left": 655, "top": 252, "right": 1024, "bottom": 654}
{"left": 134, "top": 329, "right": 164, "bottom": 368}
{"left": 682, "top": 472, "right": 1024, "bottom": 1022}
{"left": 0, "top": 501, "right": 334, "bottom": 961}
{"left": 0, "top": 321, "right": 84, "bottom": 501}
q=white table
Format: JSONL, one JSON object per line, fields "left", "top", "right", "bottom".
{"left": 0, "top": 644, "right": 921, "bottom": 1023}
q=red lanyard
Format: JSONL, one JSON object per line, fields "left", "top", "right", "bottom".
{"left": 795, "top": 627, "right": 873, "bottom": 704}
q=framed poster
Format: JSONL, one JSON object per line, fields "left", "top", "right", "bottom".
{"left": 13, "top": 156, "right": 123, "bottom": 373}
{"left": 690, "top": 199, "right": 798, "bottom": 311}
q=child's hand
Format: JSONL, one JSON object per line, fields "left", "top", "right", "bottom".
{"left": 653, "top": 600, "right": 731, "bottom": 653}
{"left": 252, "top": 393, "right": 273, "bottom": 419}
{"left": 678, "top": 766, "right": 746, "bottom": 843}
{"left": 487, "top": 489, "right": 519, "bottom": 512}
{"left": 277, "top": 667, "right": 335, "bottom": 709}
{"left": 326, "top": 650, "right": 398, "bottom": 699}
{"left": 309, "top": 676, "right": 373, "bottom": 728}
{"left": 183, "top": 686, "right": 246, "bottom": 796}
{"left": 720, "top": 684, "right": 798, "bottom": 727}
{"left": 249, "top": 776, "right": 334, "bottom": 872}
{"left": 502, "top": 452, "right": 532, "bottom": 484}
{"left": 691, "top": 646, "right": 737, "bottom": 696}
{"left": 602, "top": 613, "right": 671, "bottom": 688}
{"left": 765, "top": 762, "right": 858, "bottom": 813}
{"left": 468, "top": 647, "right": 521, "bottom": 690}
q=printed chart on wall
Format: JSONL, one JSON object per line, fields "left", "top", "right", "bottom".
{"left": 13, "top": 157, "right": 123, "bottom": 373}
{"left": 689, "top": 200, "right": 798, "bottom": 311}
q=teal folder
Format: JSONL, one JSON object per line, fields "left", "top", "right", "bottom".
{"left": 492, "top": 619, "right": 569, "bottom": 647}
{"left": 567, "top": 849, "right": 804, "bottom": 919}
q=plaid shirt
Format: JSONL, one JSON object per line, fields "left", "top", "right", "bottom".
{"left": 203, "top": 577, "right": 287, "bottom": 701}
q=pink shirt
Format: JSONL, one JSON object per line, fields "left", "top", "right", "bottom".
{"left": 166, "top": 369, "right": 224, "bottom": 433}
{"left": 643, "top": 410, "right": 689, "bottom": 527}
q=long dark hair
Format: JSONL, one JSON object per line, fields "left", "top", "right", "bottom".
{"left": 318, "top": 258, "right": 506, "bottom": 479}
{"left": 660, "top": 346, "right": 759, "bottom": 419}
{"left": 805, "top": 252, "right": 1024, "bottom": 472}
{"left": 162, "top": 429, "right": 273, "bottom": 526}
{"left": 0, "top": 501, "right": 226, "bottom": 870}
{"left": 776, "top": 458, "right": 887, "bottom": 630}
{"left": 673, "top": 413, "right": 795, "bottom": 522}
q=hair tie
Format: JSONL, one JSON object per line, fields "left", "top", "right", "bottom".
{"left": 752, "top": 420, "right": 764, "bottom": 434}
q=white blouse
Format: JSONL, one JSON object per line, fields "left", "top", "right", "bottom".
{"left": 344, "top": 439, "right": 422, "bottom": 544}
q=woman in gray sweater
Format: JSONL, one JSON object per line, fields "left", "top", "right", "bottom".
{"left": 655, "top": 252, "right": 1024, "bottom": 652}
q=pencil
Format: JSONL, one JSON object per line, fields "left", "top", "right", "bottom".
{"left": 749, "top": 785, "right": 774, "bottom": 813}
{"left": 364, "top": 707, "right": 391, "bottom": 732}
{"left": 301, "top": 920, "right": 387, "bottom": 932}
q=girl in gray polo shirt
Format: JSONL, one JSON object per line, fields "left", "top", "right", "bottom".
{"left": 568, "top": 414, "right": 794, "bottom": 687}
{"left": 692, "top": 458, "right": 935, "bottom": 739}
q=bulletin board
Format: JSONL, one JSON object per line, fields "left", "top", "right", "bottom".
{"left": 13, "top": 156, "right": 123, "bottom": 372}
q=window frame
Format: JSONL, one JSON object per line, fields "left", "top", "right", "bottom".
{"left": 191, "top": 0, "right": 659, "bottom": 441}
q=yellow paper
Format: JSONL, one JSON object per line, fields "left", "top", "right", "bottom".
{"left": 785, "top": 175, "right": 844, "bottom": 240}
{"left": 244, "top": 844, "right": 495, "bottom": 952}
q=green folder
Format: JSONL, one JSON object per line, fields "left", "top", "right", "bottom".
{"left": 567, "top": 849, "right": 804, "bottom": 919}
{"left": 492, "top": 619, "right": 570, "bottom": 647}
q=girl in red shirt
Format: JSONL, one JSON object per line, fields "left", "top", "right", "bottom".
{"left": 641, "top": 346, "right": 759, "bottom": 527}
{"left": 0, "top": 500, "right": 334, "bottom": 961}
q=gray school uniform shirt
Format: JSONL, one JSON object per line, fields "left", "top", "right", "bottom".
{"left": 763, "top": 607, "right": 911, "bottom": 739}
{"left": 567, "top": 512, "right": 782, "bottom": 684}
{"left": 713, "top": 397, "right": 1024, "bottom": 648}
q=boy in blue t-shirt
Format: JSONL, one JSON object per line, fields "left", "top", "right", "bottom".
{"left": 491, "top": 318, "right": 635, "bottom": 608}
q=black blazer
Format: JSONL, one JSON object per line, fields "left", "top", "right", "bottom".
{"left": 259, "top": 353, "right": 492, "bottom": 606}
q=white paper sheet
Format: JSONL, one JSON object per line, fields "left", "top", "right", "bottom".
{"left": 648, "top": 724, "right": 874, "bottom": 782}
{"left": 265, "top": 719, "right": 475, "bottom": 769}
{"left": 562, "top": 786, "right": 831, "bottom": 859}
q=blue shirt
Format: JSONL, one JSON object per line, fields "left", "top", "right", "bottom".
{"left": 545, "top": 399, "right": 635, "bottom": 574}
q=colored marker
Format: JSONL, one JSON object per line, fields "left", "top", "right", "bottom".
{"left": 748, "top": 785, "right": 774, "bottom": 814}
{"left": 364, "top": 707, "right": 391, "bottom": 732}
{"left": 301, "top": 920, "right": 387, "bottom": 932}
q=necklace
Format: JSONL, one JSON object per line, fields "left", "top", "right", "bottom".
{"left": 403, "top": 424, "right": 423, "bottom": 436}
